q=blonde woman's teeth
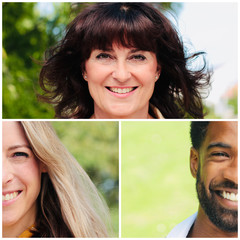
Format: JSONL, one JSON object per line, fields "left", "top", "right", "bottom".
{"left": 2, "top": 192, "right": 19, "bottom": 201}
{"left": 109, "top": 87, "right": 134, "bottom": 94}
{"left": 220, "top": 191, "right": 238, "bottom": 202}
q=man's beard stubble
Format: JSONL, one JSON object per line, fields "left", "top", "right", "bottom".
{"left": 196, "top": 169, "right": 238, "bottom": 233}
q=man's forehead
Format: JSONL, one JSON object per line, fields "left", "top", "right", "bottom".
{"left": 202, "top": 121, "right": 237, "bottom": 149}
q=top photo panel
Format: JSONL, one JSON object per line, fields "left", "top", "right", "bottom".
{"left": 2, "top": 2, "right": 238, "bottom": 119}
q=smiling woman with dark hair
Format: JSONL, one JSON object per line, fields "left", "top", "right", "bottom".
{"left": 39, "top": 2, "right": 211, "bottom": 119}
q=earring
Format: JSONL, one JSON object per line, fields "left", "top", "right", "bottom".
{"left": 83, "top": 75, "right": 87, "bottom": 79}
{"left": 155, "top": 76, "right": 158, "bottom": 80}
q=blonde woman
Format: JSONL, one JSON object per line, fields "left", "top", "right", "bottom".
{"left": 2, "top": 121, "right": 110, "bottom": 237}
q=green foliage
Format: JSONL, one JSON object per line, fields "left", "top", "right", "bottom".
{"left": 121, "top": 121, "right": 198, "bottom": 237}
{"left": 228, "top": 94, "right": 238, "bottom": 115}
{"left": 2, "top": 2, "right": 73, "bottom": 118}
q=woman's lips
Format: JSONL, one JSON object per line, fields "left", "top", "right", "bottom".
{"left": 106, "top": 87, "right": 138, "bottom": 94}
{"left": 105, "top": 86, "right": 138, "bottom": 97}
{"left": 2, "top": 191, "right": 22, "bottom": 206}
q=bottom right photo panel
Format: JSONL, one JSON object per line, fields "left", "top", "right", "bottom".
{"left": 121, "top": 121, "right": 238, "bottom": 238}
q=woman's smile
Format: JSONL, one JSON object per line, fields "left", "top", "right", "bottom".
{"left": 2, "top": 190, "right": 22, "bottom": 207}
{"left": 105, "top": 86, "right": 138, "bottom": 98}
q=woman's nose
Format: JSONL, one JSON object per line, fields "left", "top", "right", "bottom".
{"left": 2, "top": 159, "right": 14, "bottom": 185}
{"left": 112, "top": 61, "right": 131, "bottom": 82}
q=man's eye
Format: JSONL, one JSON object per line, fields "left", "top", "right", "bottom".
{"left": 13, "top": 152, "right": 29, "bottom": 158}
{"left": 96, "top": 53, "right": 112, "bottom": 59}
{"left": 211, "top": 152, "right": 229, "bottom": 158}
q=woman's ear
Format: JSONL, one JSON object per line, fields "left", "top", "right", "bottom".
{"left": 40, "top": 163, "right": 48, "bottom": 173}
{"left": 155, "top": 66, "right": 161, "bottom": 82}
{"left": 82, "top": 72, "right": 88, "bottom": 81}
{"left": 190, "top": 147, "right": 199, "bottom": 178}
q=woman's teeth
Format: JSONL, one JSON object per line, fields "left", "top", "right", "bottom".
{"left": 109, "top": 87, "right": 135, "bottom": 94}
{"left": 2, "top": 191, "right": 20, "bottom": 201}
{"left": 220, "top": 191, "right": 238, "bottom": 202}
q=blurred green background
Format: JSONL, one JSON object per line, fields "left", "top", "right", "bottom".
{"left": 3, "top": 2, "right": 236, "bottom": 119}
{"left": 50, "top": 121, "right": 119, "bottom": 236}
{"left": 121, "top": 121, "right": 198, "bottom": 237}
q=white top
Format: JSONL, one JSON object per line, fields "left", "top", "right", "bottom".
{"left": 166, "top": 212, "right": 198, "bottom": 238}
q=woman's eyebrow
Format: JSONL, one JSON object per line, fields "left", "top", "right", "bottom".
{"left": 129, "top": 49, "right": 142, "bottom": 53}
{"left": 8, "top": 144, "right": 31, "bottom": 151}
{"left": 98, "top": 48, "right": 113, "bottom": 52}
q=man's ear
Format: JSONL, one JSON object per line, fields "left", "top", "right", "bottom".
{"left": 190, "top": 147, "right": 199, "bottom": 178}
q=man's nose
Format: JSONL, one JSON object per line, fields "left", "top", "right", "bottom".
{"left": 223, "top": 156, "right": 238, "bottom": 185}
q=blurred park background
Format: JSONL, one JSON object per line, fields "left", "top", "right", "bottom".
{"left": 51, "top": 121, "right": 119, "bottom": 236}
{"left": 121, "top": 121, "right": 196, "bottom": 237}
{"left": 2, "top": 2, "right": 237, "bottom": 119}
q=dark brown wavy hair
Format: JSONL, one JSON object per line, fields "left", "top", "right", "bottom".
{"left": 39, "top": 2, "right": 211, "bottom": 118}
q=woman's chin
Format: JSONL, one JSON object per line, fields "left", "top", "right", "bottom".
{"left": 99, "top": 108, "right": 146, "bottom": 119}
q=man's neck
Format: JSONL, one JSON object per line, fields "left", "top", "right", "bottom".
{"left": 187, "top": 207, "right": 238, "bottom": 238}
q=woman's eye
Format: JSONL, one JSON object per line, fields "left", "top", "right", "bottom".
{"left": 13, "top": 152, "right": 29, "bottom": 158}
{"left": 96, "top": 53, "right": 112, "bottom": 59}
{"left": 131, "top": 55, "right": 146, "bottom": 61}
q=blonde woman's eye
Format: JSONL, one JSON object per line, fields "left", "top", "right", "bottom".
{"left": 13, "top": 152, "right": 29, "bottom": 158}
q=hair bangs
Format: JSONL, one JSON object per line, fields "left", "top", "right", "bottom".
{"left": 81, "top": 4, "right": 158, "bottom": 55}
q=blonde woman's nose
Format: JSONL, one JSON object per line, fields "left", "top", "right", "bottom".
{"left": 2, "top": 159, "right": 14, "bottom": 185}
{"left": 112, "top": 61, "right": 131, "bottom": 82}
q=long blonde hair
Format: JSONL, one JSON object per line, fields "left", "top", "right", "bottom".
{"left": 21, "top": 121, "right": 110, "bottom": 237}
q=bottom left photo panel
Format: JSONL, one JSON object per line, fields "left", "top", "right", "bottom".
{"left": 2, "top": 120, "right": 119, "bottom": 238}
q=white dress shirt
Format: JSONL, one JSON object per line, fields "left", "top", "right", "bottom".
{"left": 166, "top": 212, "right": 197, "bottom": 238}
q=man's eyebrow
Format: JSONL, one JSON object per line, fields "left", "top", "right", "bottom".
{"left": 8, "top": 144, "right": 31, "bottom": 151}
{"left": 207, "top": 142, "right": 232, "bottom": 150}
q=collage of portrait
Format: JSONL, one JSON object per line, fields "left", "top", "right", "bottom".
{"left": 2, "top": 2, "right": 238, "bottom": 238}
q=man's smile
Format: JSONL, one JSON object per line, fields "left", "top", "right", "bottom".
{"left": 212, "top": 188, "right": 238, "bottom": 209}
{"left": 220, "top": 191, "right": 238, "bottom": 202}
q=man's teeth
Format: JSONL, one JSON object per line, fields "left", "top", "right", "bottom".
{"left": 2, "top": 192, "right": 19, "bottom": 201}
{"left": 109, "top": 87, "right": 134, "bottom": 94}
{"left": 220, "top": 191, "right": 238, "bottom": 202}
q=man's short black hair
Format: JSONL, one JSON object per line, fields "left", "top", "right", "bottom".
{"left": 190, "top": 121, "right": 210, "bottom": 150}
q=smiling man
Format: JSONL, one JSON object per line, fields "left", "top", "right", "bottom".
{"left": 167, "top": 121, "right": 238, "bottom": 238}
